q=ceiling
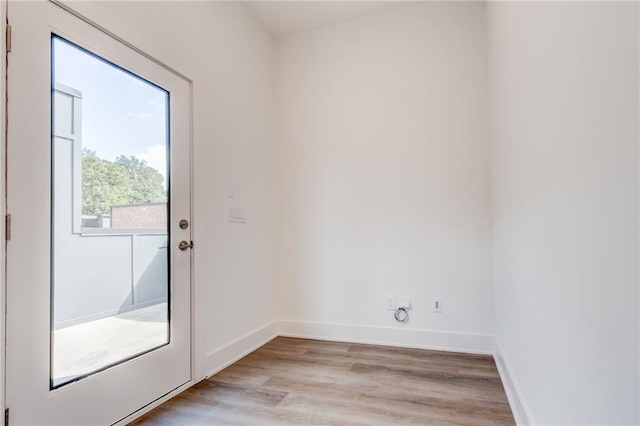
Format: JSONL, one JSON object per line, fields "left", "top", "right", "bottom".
{"left": 243, "top": 1, "right": 410, "bottom": 38}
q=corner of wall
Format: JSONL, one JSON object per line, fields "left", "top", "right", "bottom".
{"left": 204, "top": 321, "right": 278, "bottom": 379}
{"left": 493, "top": 339, "right": 534, "bottom": 426}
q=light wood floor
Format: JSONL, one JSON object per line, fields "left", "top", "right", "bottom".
{"left": 132, "top": 337, "right": 515, "bottom": 425}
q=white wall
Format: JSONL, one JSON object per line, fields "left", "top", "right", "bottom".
{"left": 4, "top": 2, "right": 639, "bottom": 424}
{"left": 487, "top": 2, "right": 639, "bottom": 424}
{"left": 275, "top": 2, "right": 493, "bottom": 351}
{"left": 58, "top": 1, "right": 277, "bottom": 379}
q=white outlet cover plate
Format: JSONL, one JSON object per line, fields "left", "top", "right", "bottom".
{"left": 396, "top": 296, "right": 412, "bottom": 309}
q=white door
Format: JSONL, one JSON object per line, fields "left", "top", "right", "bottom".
{"left": 6, "top": 1, "right": 192, "bottom": 424}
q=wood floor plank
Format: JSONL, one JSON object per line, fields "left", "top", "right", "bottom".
{"left": 187, "top": 380, "right": 289, "bottom": 408}
{"left": 131, "top": 337, "right": 515, "bottom": 425}
{"left": 264, "top": 337, "right": 352, "bottom": 354}
{"left": 349, "top": 362, "right": 504, "bottom": 390}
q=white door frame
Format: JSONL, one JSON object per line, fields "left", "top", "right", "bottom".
{"left": 1, "top": 1, "right": 203, "bottom": 424}
{"left": 1, "top": 0, "right": 7, "bottom": 421}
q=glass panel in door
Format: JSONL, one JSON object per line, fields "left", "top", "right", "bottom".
{"left": 51, "top": 35, "right": 170, "bottom": 388}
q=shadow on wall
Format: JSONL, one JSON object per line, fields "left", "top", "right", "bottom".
{"left": 117, "top": 238, "right": 168, "bottom": 321}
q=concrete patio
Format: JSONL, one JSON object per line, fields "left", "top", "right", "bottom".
{"left": 52, "top": 302, "right": 168, "bottom": 387}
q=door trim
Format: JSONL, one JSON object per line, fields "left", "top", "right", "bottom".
{"left": 49, "top": 0, "right": 191, "bottom": 84}
{"left": 1, "top": 0, "right": 8, "bottom": 422}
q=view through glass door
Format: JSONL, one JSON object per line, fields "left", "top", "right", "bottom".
{"left": 6, "top": 2, "right": 192, "bottom": 424}
{"left": 51, "top": 36, "right": 171, "bottom": 388}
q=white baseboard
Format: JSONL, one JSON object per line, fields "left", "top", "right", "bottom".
{"left": 494, "top": 338, "right": 535, "bottom": 425}
{"left": 204, "top": 321, "right": 278, "bottom": 378}
{"left": 277, "top": 319, "right": 494, "bottom": 355}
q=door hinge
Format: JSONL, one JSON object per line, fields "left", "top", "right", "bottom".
{"left": 6, "top": 24, "right": 11, "bottom": 53}
{"left": 5, "top": 407, "right": 9, "bottom": 426}
{"left": 5, "top": 214, "right": 11, "bottom": 241}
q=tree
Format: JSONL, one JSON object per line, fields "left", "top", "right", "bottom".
{"left": 82, "top": 149, "right": 165, "bottom": 215}
{"left": 116, "top": 155, "right": 165, "bottom": 205}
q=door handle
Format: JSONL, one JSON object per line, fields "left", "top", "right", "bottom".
{"left": 177, "top": 240, "right": 194, "bottom": 251}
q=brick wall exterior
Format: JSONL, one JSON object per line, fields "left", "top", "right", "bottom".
{"left": 110, "top": 203, "right": 167, "bottom": 228}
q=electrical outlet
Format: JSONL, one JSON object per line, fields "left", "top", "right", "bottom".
{"left": 396, "top": 296, "right": 412, "bottom": 309}
{"left": 433, "top": 298, "right": 443, "bottom": 313}
{"left": 385, "top": 295, "right": 396, "bottom": 310}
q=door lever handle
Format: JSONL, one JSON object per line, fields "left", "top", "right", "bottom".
{"left": 177, "top": 240, "right": 194, "bottom": 251}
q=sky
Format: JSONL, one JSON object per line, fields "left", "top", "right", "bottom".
{"left": 52, "top": 36, "right": 168, "bottom": 185}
